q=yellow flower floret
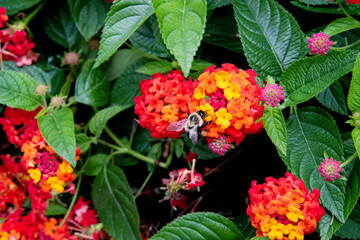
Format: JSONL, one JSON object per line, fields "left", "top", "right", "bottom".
{"left": 28, "top": 168, "right": 41, "bottom": 183}
{"left": 215, "top": 108, "right": 232, "bottom": 129}
{"left": 47, "top": 176, "right": 65, "bottom": 193}
{"left": 286, "top": 206, "right": 305, "bottom": 223}
{"left": 194, "top": 86, "right": 205, "bottom": 100}
{"left": 59, "top": 161, "right": 73, "bottom": 174}
{"left": 224, "top": 82, "right": 241, "bottom": 100}
{"left": 214, "top": 71, "right": 231, "bottom": 89}
{"left": 197, "top": 103, "right": 214, "bottom": 122}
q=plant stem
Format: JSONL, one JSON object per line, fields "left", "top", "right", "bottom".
{"left": 340, "top": 152, "right": 358, "bottom": 168}
{"left": 134, "top": 169, "right": 155, "bottom": 199}
{"left": 59, "top": 173, "right": 82, "bottom": 227}
{"left": 104, "top": 126, "right": 125, "bottom": 148}
{"left": 126, "top": 148, "right": 167, "bottom": 168}
{"left": 337, "top": 0, "right": 356, "bottom": 20}
{"left": 23, "top": 1, "right": 46, "bottom": 26}
{"left": 124, "top": 42, "right": 162, "bottom": 61}
{"left": 331, "top": 39, "right": 360, "bottom": 50}
{"left": 97, "top": 139, "right": 124, "bottom": 151}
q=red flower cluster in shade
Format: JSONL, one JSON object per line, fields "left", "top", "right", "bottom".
{"left": 346, "top": 0, "right": 360, "bottom": 4}
{"left": 0, "top": 107, "right": 80, "bottom": 193}
{"left": 0, "top": 7, "right": 39, "bottom": 67}
{"left": 134, "top": 70, "right": 198, "bottom": 139}
{"left": 247, "top": 173, "right": 325, "bottom": 240}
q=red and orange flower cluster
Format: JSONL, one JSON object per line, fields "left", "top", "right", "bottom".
{"left": 0, "top": 107, "right": 80, "bottom": 193}
{"left": 0, "top": 7, "right": 39, "bottom": 67}
{"left": 247, "top": 173, "right": 325, "bottom": 240}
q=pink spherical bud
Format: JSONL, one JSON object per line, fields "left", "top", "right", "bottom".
{"left": 260, "top": 83, "right": 285, "bottom": 107}
{"left": 51, "top": 96, "right": 64, "bottom": 107}
{"left": 318, "top": 158, "right": 342, "bottom": 182}
{"left": 35, "top": 84, "right": 48, "bottom": 96}
{"left": 308, "top": 32, "right": 333, "bottom": 56}
{"left": 63, "top": 52, "right": 80, "bottom": 66}
{"left": 208, "top": 135, "right": 231, "bottom": 156}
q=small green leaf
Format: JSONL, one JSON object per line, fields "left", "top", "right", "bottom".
{"left": 336, "top": 205, "right": 360, "bottom": 239}
{"left": 38, "top": 108, "right": 76, "bottom": 166}
{"left": 316, "top": 80, "right": 348, "bottom": 115}
{"left": 44, "top": 2, "right": 80, "bottom": 48}
{"left": 0, "top": 0, "right": 43, "bottom": 15}
{"left": 149, "top": 212, "right": 243, "bottom": 240}
{"left": 233, "top": 213, "right": 255, "bottom": 240}
{"left": 68, "top": 0, "right": 107, "bottom": 40}
{"left": 152, "top": 0, "right": 207, "bottom": 76}
{"left": 324, "top": 17, "right": 360, "bottom": 37}
{"left": 352, "top": 128, "right": 360, "bottom": 159}
{"left": 45, "top": 203, "right": 67, "bottom": 216}
{"left": 290, "top": 1, "right": 343, "bottom": 14}
{"left": 191, "top": 59, "right": 214, "bottom": 71}
{"left": 348, "top": 53, "right": 360, "bottom": 113}
{"left": 74, "top": 63, "right": 110, "bottom": 107}
{"left": 207, "top": 0, "right": 232, "bottom": 10}
{"left": 147, "top": 142, "right": 162, "bottom": 160}
{"left": 233, "top": 0, "right": 307, "bottom": 79}
{"left": 136, "top": 60, "right": 173, "bottom": 75}
{"left": 92, "top": 164, "right": 142, "bottom": 240}
{"left": 297, "top": 0, "right": 334, "bottom": 5}
{"left": 281, "top": 50, "right": 358, "bottom": 106}
{"left": 94, "top": 0, "right": 154, "bottom": 68}
{"left": 263, "top": 108, "right": 287, "bottom": 156}
{"left": 0, "top": 71, "right": 42, "bottom": 111}
{"left": 250, "top": 237, "right": 270, "bottom": 240}
{"left": 175, "top": 139, "right": 185, "bottom": 158}
{"left": 83, "top": 153, "right": 107, "bottom": 176}
{"left": 89, "top": 105, "right": 132, "bottom": 138}
{"left": 76, "top": 133, "right": 91, "bottom": 153}
{"left": 286, "top": 107, "right": 345, "bottom": 222}
{"left": 185, "top": 137, "right": 219, "bottom": 160}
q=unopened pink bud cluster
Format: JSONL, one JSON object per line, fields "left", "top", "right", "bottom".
{"left": 318, "top": 158, "right": 342, "bottom": 182}
{"left": 308, "top": 32, "right": 333, "bottom": 56}
{"left": 260, "top": 83, "right": 285, "bottom": 107}
{"left": 208, "top": 135, "right": 231, "bottom": 156}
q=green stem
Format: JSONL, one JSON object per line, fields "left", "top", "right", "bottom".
{"left": 337, "top": 0, "right": 356, "bottom": 20}
{"left": 126, "top": 148, "right": 167, "bottom": 168}
{"left": 97, "top": 139, "right": 125, "bottom": 152}
{"left": 134, "top": 169, "right": 155, "bottom": 199}
{"left": 104, "top": 126, "right": 125, "bottom": 148}
{"left": 23, "top": 1, "right": 46, "bottom": 26}
{"left": 124, "top": 42, "right": 162, "bottom": 61}
{"left": 59, "top": 173, "right": 82, "bottom": 227}
{"left": 340, "top": 152, "right": 358, "bottom": 168}
{"left": 331, "top": 39, "right": 360, "bottom": 50}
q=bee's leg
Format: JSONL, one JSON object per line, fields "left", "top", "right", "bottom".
{"left": 202, "top": 120, "right": 213, "bottom": 128}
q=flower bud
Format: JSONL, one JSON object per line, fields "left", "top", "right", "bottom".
{"left": 63, "top": 52, "right": 80, "bottom": 66}
{"left": 35, "top": 84, "right": 48, "bottom": 96}
{"left": 51, "top": 96, "right": 64, "bottom": 107}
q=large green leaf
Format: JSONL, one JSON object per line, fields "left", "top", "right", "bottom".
{"left": 336, "top": 205, "right": 360, "bottom": 239}
{"left": 89, "top": 105, "right": 132, "bottom": 138}
{"left": 207, "top": 0, "right": 232, "bottom": 10}
{"left": 38, "top": 108, "right": 76, "bottom": 166}
{"left": 74, "top": 63, "right": 110, "bottom": 107}
{"left": 152, "top": 0, "right": 207, "bottom": 76}
{"left": 281, "top": 50, "right": 358, "bottom": 106}
{"left": 83, "top": 154, "right": 107, "bottom": 176}
{"left": 149, "top": 212, "right": 243, "bottom": 240}
{"left": 136, "top": 60, "right": 173, "bottom": 75}
{"left": 0, "top": 71, "right": 42, "bottom": 111}
{"left": 233, "top": 0, "right": 307, "bottom": 79}
{"left": 286, "top": 107, "right": 345, "bottom": 222}
{"left": 348, "top": 53, "right": 360, "bottom": 113}
{"left": 129, "top": 15, "right": 169, "bottom": 58}
{"left": 0, "top": 0, "right": 43, "bottom": 15}
{"left": 92, "top": 164, "right": 142, "bottom": 240}
{"left": 68, "top": 0, "right": 107, "bottom": 40}
{"left": 203, "top": 16, "right": 243, "bottom": 53}
{"left": 263, "top": 108, "right": 287, "bottom": 156}
{"left": 324, "top": 17, "right": 360, "bottom": 37}
{"left": 316, "top": 80, "right": 348, "bottom": 115}
{"left": 94, "top": 0, "right": 154, "bottom": 68}
{"left": 44, "top": 2, "right": 80, "bottom": 48}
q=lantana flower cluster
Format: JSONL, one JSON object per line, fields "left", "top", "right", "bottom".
{"left": 134, "top": 70, "right": 198, "bottom": 139}
{"left": 0, "top": 107, "right": 80, "bottom": 193}
{"left": 0, "top": 7, "right": 39, "bottom": 66}
{"left": 308, "top": 32, "right": 333, "bottom": 56}
{"left": 318, "top": 157, "right": 342, "bottom": 182}
{"left": 247, "top": 173, "right": 325, "bottom": 240}
{"left": 192, "top": 64, "right": 264, "bottom": 152}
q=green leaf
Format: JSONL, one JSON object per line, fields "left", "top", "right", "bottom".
{"left": 68, "top": 0, "right": 107, "bottom": 40}
{"left": 45, "top": 203, "right": 67, "bottom": 216}
{"left": 290, "top": 1, "right": 344, "bottom": 14}
{"left": 207, "top": 0, "right": 232, "bottom": 10}
{"left": 281, "top": 50, "right": 358, "bottom": 106}
{"left": 296, "top": 0, "right": 335, "bottom": 5}
{"left": 352, "top": 128, "right": 360, "bottom": 159}
{"left": 336, "top": 205, "right": 360, "bottom": 239}
{"left": 76, "top": 133, "right": 91, "bottom": 153}
{"left": 0, "top": 0, "right": 43, "bottom": 15}
{"left": 263, "top": 108, "right": 287, "bottom": 156}
{"left": 191, "top": 59, "right": 214, "bottom": 71}
{"left": 203, "top": 16, "right": 243, "bottom": 53}
{"left": 149, "top": 212, "right": 243, "bottom": 240}
{"left": 44, "top": 2, "right": 80, "bottom": 48}
{"left": 92, "top": 164, "right": 142, "bottom": 240}
{"left": 110, "top": 58, "right": 150, "bottom": 107}
{"left": 175, "top": 139, "right": 184, "bottom": 158}
{"left": 74, "top": 63, "right": 110, "bottom": 107}
{"left": 136, "top": 60, "right": 173, "bottom": 75}
{"left": 38, "top": 108, "right": 76, "bottom": 166}
{"left": 348, "top": 53, "right": 360, "bottom": 113}
{"left": 286, "top": 107, "right": 345, "bottom": 222}
{"left": 324, "top": 17, "right": 360, "bottom": 37}
{"left": 0, "top": 71, "right": 42, "bottom": 111}
{"left": 185, "top": 137, "right": 219, "bottom": 160}
{"left": 147, "top": 142, "right": 162, "bottom": 160}
{"left": 233, "top": 0, "right": 307, "bottom": 79}
{"left": 250, "top": 237, "right": 270, "bottom": 240}
{"left": 94, "top": 0, "right": 154, "bottom": 68}
{"left": 129, "top": 15, "right": 169, "bottom": 58}
{"left": 233, "top": 213, "right": 255, "bottom": 240}
{"left": 316, "top": 80, "right": 348, "bottom": 115}
{"left": 83, "top": 153, "right": 107, "bottom": 176}
{"left": 152, "top": 0, "right": 207, "bottom": 76}
{"left": 89, "top": 105, "right": 132, "bottom": 138}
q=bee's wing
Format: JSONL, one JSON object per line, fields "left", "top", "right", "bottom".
{"left": 166, "top": 118, "right": 187, "bottom": 132}
{"left": 188, "top": 125, "right": 199, "bottom": 144}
